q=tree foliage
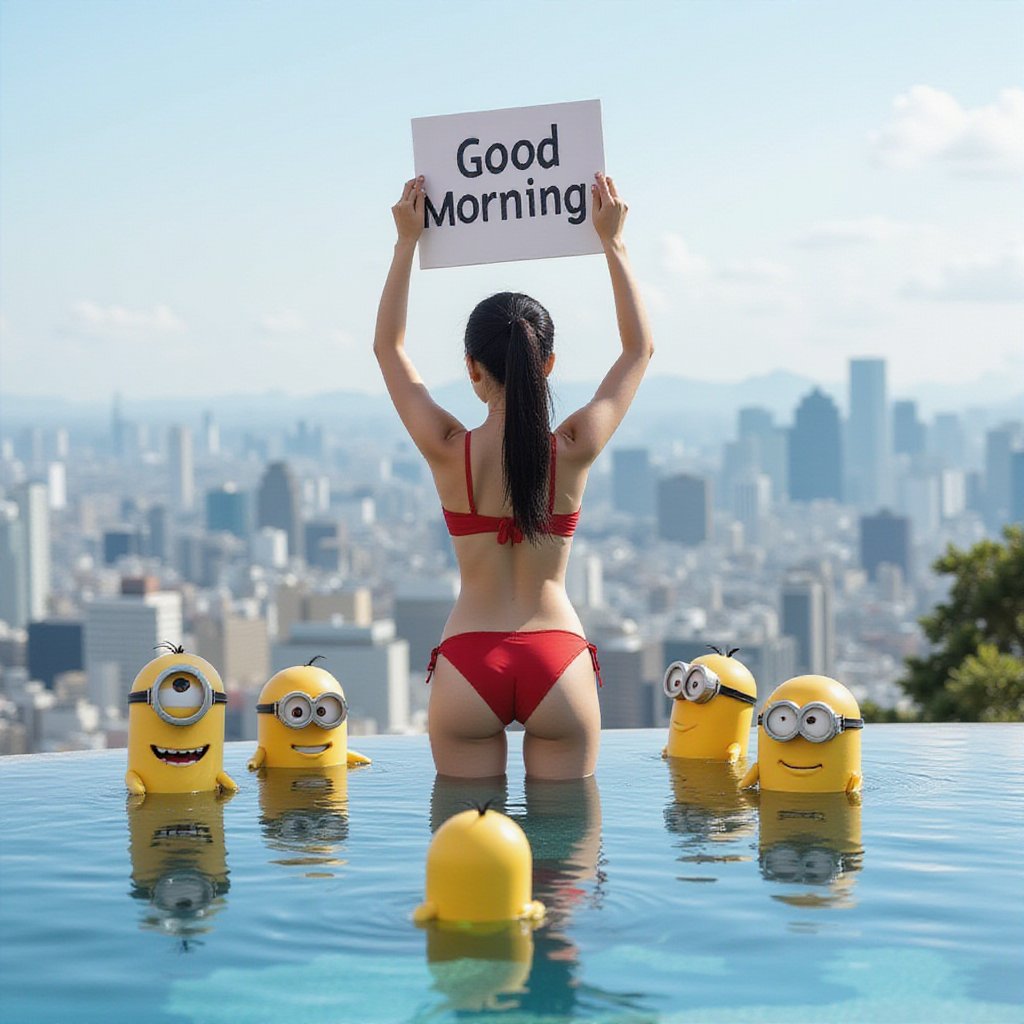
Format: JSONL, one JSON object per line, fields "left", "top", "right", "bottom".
{"left": 901, "top": 525, "right": 1024, "bottom": 721}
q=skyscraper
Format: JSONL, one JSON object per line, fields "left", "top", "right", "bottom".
{"left": 846, "top": 358, "right": 890, "bottom": 509}
{"left": 612, "top": 449, "right": 655, "bottom": 517}
{"left": 892, "top": 400, "right": 925, "bottom": 458}
{"left": 657, "top": 474, "right": 712, "bottom": 546}
{"left": 781, "top": 574, "right": 827, "bottom": 676}
{"left": 16, "top": 482, "right": 50, "bottom": 622}
{"left": 206, "top": 483, "right": 249, "bottom": 538}
{"left": 984, "top": 422, "right": 1024, "bottom": 529}
{"left": 257, "top": 461, "right": 303, "bottom": 560}
{"left": 788, "top": 389, "right": 842, "bottom": 502}
{"left": 0, "top": 504, "right": 28, "bottom": 627}
{"left": 167, "top": 425, "right": 195, "bottom": 512}
{"left": 859, "top": 510, "right": 911, "bottom": 581}
{"left": 1010, "top": 451, "right": 1024, "bottom": 525}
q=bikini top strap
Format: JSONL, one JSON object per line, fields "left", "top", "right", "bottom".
{"left": 548, "top": 432, "right": 557, "bottom": 515}
{"left": 464, "top": 430, "right": 477, "bottom": 514}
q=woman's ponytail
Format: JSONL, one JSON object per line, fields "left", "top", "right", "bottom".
{"left": 464, "top": 292, "right": 555, "bottom": 542}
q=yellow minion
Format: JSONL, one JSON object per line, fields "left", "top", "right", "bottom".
{"left": 127, "top": 791, "right": 231, "bottom": 944}
{"left": 247, "top": 659, "right": 370, "bottom": 771}
{"left": 413, "top": 807, "right": 545, "bottom": 925}
{"left": 662, "top": 648, "right": 757, "bottom": 762}
{"left": 125, "top": 643, "right": 237, "bottom": 796}
{"left": 740, "top": 675, "right": 863, "bottom": 795}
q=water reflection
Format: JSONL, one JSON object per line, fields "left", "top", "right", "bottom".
{"left": 257, "top": 766, "right": 350, "bottom": 873}
{"left": 126, "top": 791, "right": 231, "bottom": 950}
{"left": 663, "top": 759, "right": 757, "bottom": 879}
{"left": 757, "top": 791, "right": 864, "bottom": 909}
{"left": 423, "top": 774, "right": 629, "bottom": 1017}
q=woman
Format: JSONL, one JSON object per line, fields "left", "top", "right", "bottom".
{"left": 374, "top": 171, "right": 653, "bottom": 779}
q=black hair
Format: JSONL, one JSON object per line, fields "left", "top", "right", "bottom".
{"left": 464, "top": 292, "right": 554, "bottom": 541}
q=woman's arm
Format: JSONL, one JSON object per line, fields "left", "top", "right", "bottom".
{"left": 373, "top": 177, "right": 464, "bottom": 459}
{"left": 557, "top": 172, "right": 654, "bottom": 461}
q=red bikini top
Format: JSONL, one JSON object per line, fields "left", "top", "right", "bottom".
{"left": 443, "top": 431, "right": 581, "bottom": 545}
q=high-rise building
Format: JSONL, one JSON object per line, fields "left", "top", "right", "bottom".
{"left": 1011, "top": 451, "right": 1024, "bottom": 525}
{"left": 103, "top": 527, "right": 141, "bottom": 565}
{"left": 657, "top": 474, "right": 712, "bottom": 546}
{"left": 201, "top": 410, "right": 220, "bottom": 457}
{"left": 167, "top": 425, "right": 195, "bottom": 512}
{"left": 788, "top": 389, "right": 842, "bottom": 502}
{"left": 194, "top": 613, "right": 269, "bottom": 688}
{"left": 859, "top": 510, "right": 911, "bottom": 581}
{"left": 146, "top": 504, "right": 170, "bottom": 563}
{"left": 393, "top": 578, "right": 459, "bottom": 673}
{"left": 84, "top": 583, "right": 182, "bottom": 710}
{"left": 47, "top": 462, "right": 67, "bottom": 511}
{"left": 304, "top": 520, "right": 343, "bottom": 570}
{"left": 611, "top": 449, "right": 655, "bottom": 517}
{"left": 596, "top": 635, "right": 655, "bottom": 728}
{"left": 781, "top": 575, "right": 827, "bottom": 676}
{"left": 892, "top": 400, "right": 925, "bottom": 458}
{"left": 0, "top": 504, "right": 28, "bottom": 627}
{"left": 929, "top": 412, "right": 966, "bottom": 468}
{"left": 257, "top": 461, "right": 303, "bottom": 560}
{"left": 732, "top": 473, "right": 771, "bottom": 546}
{"left": 846, "top": 358, "right": 890, "bottom": 509}
{"left": 16, "top": 482, "right": 50, "bottom": 622}
{"left": 206, "top": 483, "right": 249, "bottom": 538}
{"left": 28, "top": 619, "right": 84, "bottom": 689}
{"left": 984, "top": 422, "right": 1024, "bottom": 529}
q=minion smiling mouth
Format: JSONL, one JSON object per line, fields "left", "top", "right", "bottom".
{"left": 671, "top": 722, "right": 697, "bottom": 734}
{"left": 151, "top": 744, "right": 209, "bottom": 766}
{"left": 291, "top": 743, "right": 332, "bottom": 756}
{"left": 778, "top": 759, "right": 823, "bottom": 773}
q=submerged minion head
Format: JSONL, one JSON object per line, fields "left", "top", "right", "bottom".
{"left": 126, "top": 646, "right": 230, "bottom": 794}
{"left": 254, "top": 660, "right": 351, "bottom": 769}
{"left": 413, "top": 806, "right": 545, "bottom": 926}
{"left": 663, "top": 648, "right": 757, "bottom": 760}
{"left": 755, "top": 676, "right": 863, "bottom": 793}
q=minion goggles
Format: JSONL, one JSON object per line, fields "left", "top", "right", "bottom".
{"left": 256, "top": 691, "right": 348, "bottom": 730}
{"left": 127, "top": 665, "right": 227, "bottom": 726}
{"left": 663, "top": 661, "right": 757, "bottom": 706}
{"left": 759, "top": 700, "right": 864, "bottom": 743}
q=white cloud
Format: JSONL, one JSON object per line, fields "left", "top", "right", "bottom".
{"left": 661, "top": 234, "right": 710, "bottom": 278}
{"left": 72, "top": 301, "right": 185, "bottom": 333}
{"left": 796, "top": 216, "right": 915, "bottom": 248}
{"left": 869, "top": 86, "right": 1024, "bottom": 176}
{"left": 903, "top": 244, "right": 1024, "bottom": 303}
{"left": 717, "top": 259, "right": 792, "bottom": 284}
{"left": 259, "top": 310, "right": 305, "bottom": 334}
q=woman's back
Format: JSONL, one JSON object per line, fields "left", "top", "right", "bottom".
{"left": 433, "top": 421, "right": 588, "bottom": 634}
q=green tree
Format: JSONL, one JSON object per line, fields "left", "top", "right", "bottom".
{"left": 901, "top": 525, "right": 1024, "bottom": 720}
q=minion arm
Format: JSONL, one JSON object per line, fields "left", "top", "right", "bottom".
{"left": 845, "top": 771, "right": 862, "bottom": 796}
{"left": 739, "top": 763, "right": 759, "bottom": 790}
{"left": 726, "top": 741, "right": 741, "bottom": 764}
{"left": 347, "top": 749, "right": 372, "bottom": 767}
{"left": 247, "top": 746, "right": 266, "bottom": 771}
{"left": 217, "top": 771, "right": 239, "bottom": 793}
{"left": 125, "top": 770, "right": 146, "bottom": 796}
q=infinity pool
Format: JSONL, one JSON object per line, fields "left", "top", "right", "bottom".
{"left": 1, "top": 726, "right": 1022, "bottom": 1023}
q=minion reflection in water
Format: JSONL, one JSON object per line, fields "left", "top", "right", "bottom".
{"left": 662, "top": 647, "right": 757, "bottom": 762}
{"left": 757, "top": 791, "right": 864, "bottom": 909}
{"left": 128, "top": 791, "right": 231, "bottom": 949}
{"left": 740, "top": 675, "right": 863, "bottom": 795}
{"left": 248, "top": 659, "right": 370, "bottom": 771}
{"left": 126, "top": 644, "right": 237, "bottom": 796}
{"left": 258, "top": 766, "right": 349, "bottom": 874}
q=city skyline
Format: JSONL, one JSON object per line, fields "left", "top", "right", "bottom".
{"left": 2, "top": 0, "right": 1022, "bottom": 400}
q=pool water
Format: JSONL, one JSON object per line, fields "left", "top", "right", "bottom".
{"left": 1, "top": 725, "right": 1022, "bottom": 1023}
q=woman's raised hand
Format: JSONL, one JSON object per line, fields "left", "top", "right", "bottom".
{"left": 591, "top": 172, "right": 628, "bottom": 248}
{"left": 392, "top": 177, "right": 426, "bottom": 245}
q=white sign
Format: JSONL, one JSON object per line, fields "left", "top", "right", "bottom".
{"left": 411, "top": 99, "right": 605, "bottom": 270}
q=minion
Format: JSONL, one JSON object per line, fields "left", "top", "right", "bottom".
{"left": 757, "top": 790, "right": 864, "bottom": 908}
{"left": 740, "top": 675, "right": 863, "bottom": 795}
{"left": 127, "top": 791, "right": 231, "bottom": 946}
{"left": 125, "top": 643, "right": 237, "bottom": 796}
{"left": 664, "top": 758, "right": 756, "bottom": 854}
{"left": 413, "top": 807, "right": 545, "bottom": 925}
{"left": 247, "top": 659, "right": 370, "bottom": 771}
{"left": 662, "top": 647, "right": 757, "bottom": 762}
{"left": 258, "top": 765, "right": 349, "bottom": 872}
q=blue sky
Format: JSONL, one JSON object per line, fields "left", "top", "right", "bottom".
{"left": 1, "top": 0, "right": 1021, "bottom": 401}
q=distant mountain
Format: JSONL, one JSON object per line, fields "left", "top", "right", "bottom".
{"left": 2, "top": 370, "right": 1019, "bottom": 432}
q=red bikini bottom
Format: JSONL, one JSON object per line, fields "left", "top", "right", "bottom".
{"left": 425, "top": 630, "right": 603, "bottom": 726}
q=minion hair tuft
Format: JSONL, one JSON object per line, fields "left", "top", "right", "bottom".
{"left": 706, "top": 644, "right": 723, "bottom": 656}
{"left": 154, "top": 640, "right": 185, "bottom": 655}
{"left": 306, "top": 655, "right": 326, "bottom": 667}
{"left": 727, "top": 647, "right": 741, "bottom": 658}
